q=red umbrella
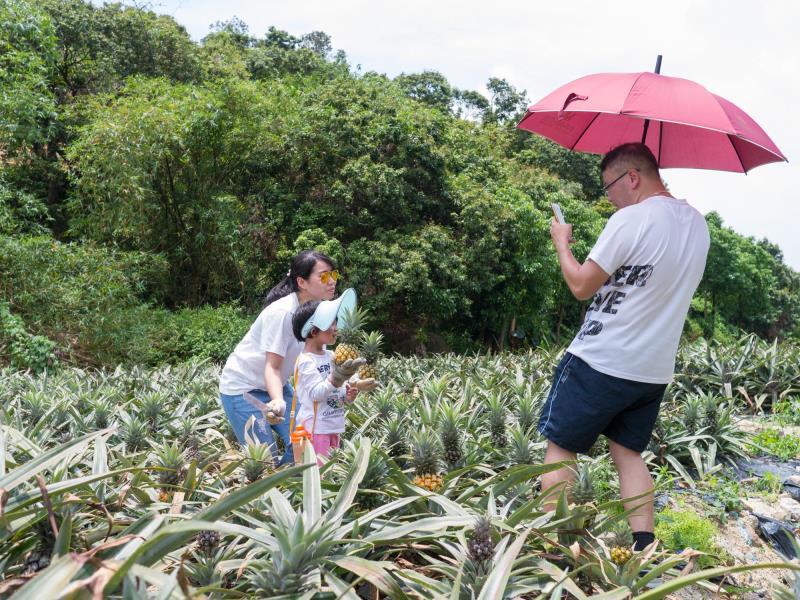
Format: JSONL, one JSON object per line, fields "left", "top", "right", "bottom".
{"left": 517, "top": 59, "right": 787, "bottom": 173}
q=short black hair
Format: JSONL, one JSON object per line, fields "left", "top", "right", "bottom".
{"left": 600, "top": 142, "right": 659, "bottom": 177}
{"left": 292, "top": 300, "right": 321, "bottom": 341}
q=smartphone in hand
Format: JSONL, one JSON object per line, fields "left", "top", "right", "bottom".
{"left": 551, "top": 202, "right": 566, "bottom": 224}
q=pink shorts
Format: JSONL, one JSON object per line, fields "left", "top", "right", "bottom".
{"left": 311, "top": 433, "right": 340, "bottom": 459}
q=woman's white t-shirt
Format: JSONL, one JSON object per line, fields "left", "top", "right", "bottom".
{"left": 219, "top": 293, "right": 303, "bottom": 395}
{"left": 294, "top": 350, "right": 347, "bottom": 434}
{"left": 567, "top": 195, "right": 709, "bottom": 384}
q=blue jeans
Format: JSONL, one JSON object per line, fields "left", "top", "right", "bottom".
{"left": 220, "top": 384, "right": 294, "bottom": 466}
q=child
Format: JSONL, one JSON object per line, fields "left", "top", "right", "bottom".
{"left": 290, "top": 289, "right": 375, "bottom": 459}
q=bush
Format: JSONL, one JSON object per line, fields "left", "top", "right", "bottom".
{"left": 0, "top": 234, "right": 169, "bottom": 364}
{"left": 655, "top": 507, "right": 724, "bottom": 568}
{"left": 749, "top": 428, "right": 800, "bottom": 460}
{"left": 0, "top": 302, "right": 56, "bottom": 372}
{"left": 166, "top": 303, "right": 252, "bottom": 363}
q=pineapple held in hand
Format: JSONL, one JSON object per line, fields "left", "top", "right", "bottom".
{"left": 358, "top": 331, "right": 383, "bottom": 381}
{"left": 333, "top": 306, "right": 367, "bottom": 365}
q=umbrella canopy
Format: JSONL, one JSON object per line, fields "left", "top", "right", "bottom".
{"left": 517, "top": 71, "right": 787, "bottom": 173}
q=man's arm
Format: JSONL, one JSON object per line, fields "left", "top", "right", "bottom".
{"left": 551, "top": 220, "right": 609, "bottom": 301}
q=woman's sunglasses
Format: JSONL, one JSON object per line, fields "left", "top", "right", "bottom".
{"left": 319, "top": 270, "right": 340, "bottom": 284}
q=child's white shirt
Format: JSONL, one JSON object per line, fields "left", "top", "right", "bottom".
{"left": 294, "top": 350, "right": 347, "bottom": 434}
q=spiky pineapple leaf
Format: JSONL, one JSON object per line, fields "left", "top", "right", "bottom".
{"left": 104, "top": 464, "right": 309, "bottom": 593}
{"left": 326, "top": 437, "right": 370, "bottom": 526}
{"left": 302, "top": 442, "right": 321, "bottom": 528}
{"left": 0, "top": 427, "right": 112, "bottom": 492}
{"left": 476, "top": 529, "right": 530, "bottom": 600}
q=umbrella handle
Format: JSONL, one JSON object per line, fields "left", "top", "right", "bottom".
{"left": 558, "top": 93, "right": 587, "bottom": 120}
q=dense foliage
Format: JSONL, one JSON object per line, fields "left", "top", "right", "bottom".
{"left": 1, "top": 0, "right": 798, "bottom": 369}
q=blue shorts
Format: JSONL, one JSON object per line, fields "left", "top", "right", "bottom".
{"left": 537, "top": 352, "right": 666, "bottom": 454}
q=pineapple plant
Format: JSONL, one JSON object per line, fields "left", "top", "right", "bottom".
{"left": 138, "top": 391, "right": 164, "bottom": 431}
{"left": 91, "top": 398, "right": 114, "bottom": 429}
{"left": 333, "top": 306, "right": 367, "bottom": 365}
{"left": 186, "top": 552, "right": 223, "bottom": 588}
{"left": 681, "top": 395, "right": 703, "bottom": 434}
{"left": 372, "top": 389, "right": 395, "bottom": 422}
{"left": 358, "top": 330, "right": 384, "bottom": 380}
{"left": 385, "top": 416, "right": 408, "bottom": 465}
{"left": 467, "top": 517, "right": 495, "bottom": 563}
{"left": 120, "top": 416, "right": 149, "bottom": 451}
{"left": 439, "top": 403, "right": 463, "bottom": 467}
{"left": 485, "top": 393, "right": 508, "bottom": 449}
{"left": 24, "top": 518, "right": 56, "bottom": 574}
{"left": 247, "top": 558, "right": 308, "bottom": 598}
{"left": 571, "top": 461, "right": 596, "bottom": 505}
{"left": 243, "top": 442, "right": 272, "bottom": 483}
{"left": 410, "top": 428, "right": 443, "bottom": 491}
{"left": 21, "top": 390, "right": 48, "bottom": 423}
{"left": 171, "top": 416, "right": 202, "bottom": 461}
{"left": 154, "top": 442, "right": 186, "bottom": 500}
{"left": 509, "top": 426, "right": 535, "bottom": 465}
{"left": 516, "top": 393, "right": 539, "bottom": 434}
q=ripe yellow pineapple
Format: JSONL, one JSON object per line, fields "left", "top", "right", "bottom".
{"left": 333, "top": 306, "right": 367, "bottom": 365}
{"left": 410, "top": 429, "right": 443, "bottom": 492}
{"left": 610, "top": 546, "right": 633, "bottom": 565}
{"left": 609, "top": 530, "right": 634, "bottom": 565}
{"left": 358, "top": 331, "right": 383, "bottom": 380}
{"left": 413, "top": 472, "right": 444, "bottom": 491}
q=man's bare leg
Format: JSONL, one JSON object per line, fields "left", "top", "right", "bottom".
{"left": 540, "top": 440, "right": 577, "bottom": 511}
{"left": 609, "top": 440, "right": 654, "bottom": 533}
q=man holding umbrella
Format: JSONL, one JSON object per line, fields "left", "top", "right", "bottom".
{"left": 538, "top": 142, "right": 709, "bottom": 551}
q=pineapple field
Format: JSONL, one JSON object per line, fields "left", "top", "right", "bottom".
{"left": 2, "top": 335, "right": 800, "bottom": 598}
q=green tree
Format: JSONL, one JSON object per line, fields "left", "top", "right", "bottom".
{"left": 0, "top": 0, "right": 57, "bottom": 154}
{"left": 395, "top": 71, "right": 453, "bottom": 113}
{"left": 484, "top": 77, "right": 528, "bottom": 124}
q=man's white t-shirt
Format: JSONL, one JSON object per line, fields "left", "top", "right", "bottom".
{"left": 567, "top": 195, "right": 709, "bottom": 384}
{"left": 219, "top": 293, "right": 303, "bottom": 395}
{"left": 294, "top": 350, "right": 347, "bottom": 434}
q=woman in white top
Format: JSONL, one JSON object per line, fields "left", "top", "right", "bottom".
{"left": 218, "top": 250, "right": 338, "bottom": 465}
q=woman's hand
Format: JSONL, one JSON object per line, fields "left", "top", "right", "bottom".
{"left": 263, "top": 399, "right": 285, "bottom": 424}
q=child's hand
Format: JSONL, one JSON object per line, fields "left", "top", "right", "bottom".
{"left": 345, "top": 383, "right": 358, "bottom": 402}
